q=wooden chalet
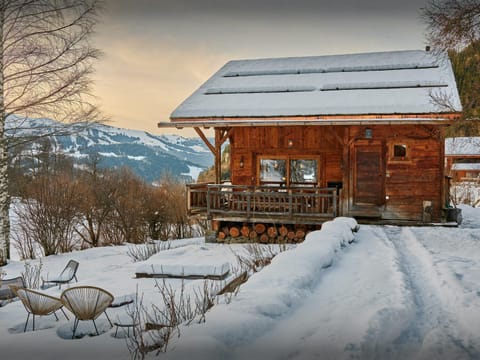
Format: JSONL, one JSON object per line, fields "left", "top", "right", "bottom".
{"left": 445, "top": 137, "right": 480, "bottom": 182}
{"left": 159, "top": 49, "right": 462, "bottom": 242}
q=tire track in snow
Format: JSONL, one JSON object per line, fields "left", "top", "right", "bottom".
{"left": 372, "top": 225, "right": 480, "bottom": 360}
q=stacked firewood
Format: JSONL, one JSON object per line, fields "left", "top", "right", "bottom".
{"left": 217, "top": 223, "right": 307, "bottom": 243}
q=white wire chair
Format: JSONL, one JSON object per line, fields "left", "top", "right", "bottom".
{"left": 42, "top": 260, "right": 79, "bottom": 289}
{"left": 11, "top": 286, "right": 69, "bottom": 332}
{"left": 60, "top": 286, "right": 114, "bottom": 338}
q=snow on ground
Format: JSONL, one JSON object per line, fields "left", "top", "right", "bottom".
{"left": 2, "top": 208, "right": 480, "bottom": 359}
{"left": 162, "top": 212, "right": 480, "bottom": 360}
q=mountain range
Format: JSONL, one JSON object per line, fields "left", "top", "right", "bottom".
{"left": 6, "top": 116, "right": 213, "bottom": 183}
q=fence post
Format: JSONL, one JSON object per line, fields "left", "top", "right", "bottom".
{"left": 186, "top": 185, "right": 191, "bottom": 216}
{"left": 289, "top": 190, "right": 293, "bottom": 217}
{"left": 206, "top": 185, "right": 211, "bottom": 218}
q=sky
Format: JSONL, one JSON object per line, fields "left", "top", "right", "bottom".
{"left": 92, "top": 0, "right": 430, "bottom": 137}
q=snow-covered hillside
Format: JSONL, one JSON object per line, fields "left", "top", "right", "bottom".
{"left": 6, "top": 116, "right": 212, "bottom": 182}
{"left": 2, "top": 207, "right": 480, "bottom": 359}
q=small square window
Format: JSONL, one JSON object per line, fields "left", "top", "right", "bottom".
{"left": 389, "top": 143, "right": 410, "bottom": 161}
{"left": 393, "top": 144, "right": 407, "bottom": 158}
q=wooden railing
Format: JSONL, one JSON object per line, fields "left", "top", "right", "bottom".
{"left": 187, "top": 184, "right": 339, "bottom": 220}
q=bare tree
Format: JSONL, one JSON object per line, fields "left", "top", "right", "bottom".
{"left": 0, "top": 0, "right": 103, "bottom": 265}
{"left": 423, "top": 0, "right": 480, "bottom": 136}
{"left": 423, "top": 0, "right": 480, "bottom": 52}
{"left": 102, "top": 168, "right": 150, "bottom": 245}
{"left": 75, "top": 162, "right": 117, "bottom": 248}
{"left": 15, "top": 172, "right": 80, "bottom": 257}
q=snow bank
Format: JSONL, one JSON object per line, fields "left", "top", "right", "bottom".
{"left": 459, "top": 204, "right": 480, "bottom": 227}
{"left": 135, "top": 244, "right": 231, "bottom": 277}
{"left": 163, "top": 218, "right": 358, "bottom": 360}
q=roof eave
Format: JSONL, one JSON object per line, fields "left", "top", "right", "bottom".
{"left": 158, "top": 113, "right": 461, "bottom": 129}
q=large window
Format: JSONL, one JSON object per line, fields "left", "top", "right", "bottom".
{"left": 290, "top": 159, "right": 318, "bottom": 186}
{"left": 259, "top": 157, "right": 319, "bottom": 187}
{"left": 259, "top": 159, "right": 286, "bottom": 185}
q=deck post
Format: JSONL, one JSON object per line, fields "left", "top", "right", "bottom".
{"left": 186, "top": 185, "right": 191, "bottom": 215}
{"left": 214, "top": 129, "right": 222, "bottom": 184}
{"left": 206, "top": 186, "right": 211, "bottom": 218}
{"left": 288, "top": 190, "right": 293, "bottom": 217}
{"left": 332, "top": 189, "right": 337, "bottom": 217}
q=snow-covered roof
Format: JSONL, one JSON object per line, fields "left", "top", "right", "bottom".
{"left": 451, "top": 163, "right": 480, "bottom": 171}
{"left": 170, "top": 50, "right": 462, "bottom": 121}
{"left": 445, "top": 137, "right": 480, "bottom": 156}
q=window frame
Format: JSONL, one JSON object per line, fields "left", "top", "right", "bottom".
{"left": 388, "top": 141, "right": 412, "bottom": 163}
{"left": 258, "top": 157, "right": 287, "bottom": 186}
{"left": 257, "top": 155, "right": 322, "bottom": 187}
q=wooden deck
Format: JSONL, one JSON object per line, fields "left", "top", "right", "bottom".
{"left": 187, "top": 184, "right": 339, "bottom": 224}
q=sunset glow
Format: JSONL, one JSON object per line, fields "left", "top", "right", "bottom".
{"left": 93, "top": 0, "right": 429, "bottom": 136}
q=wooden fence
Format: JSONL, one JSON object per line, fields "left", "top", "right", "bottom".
{"left": 187, "top": 183, "right": 339, "bottom": 221}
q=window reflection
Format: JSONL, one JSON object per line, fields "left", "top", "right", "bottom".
{"left": 290, "top": 159, "right": 317, "bottom": 185}
{"left": 260, "top": 159, "right": 286, "bottom": 185}
{"left": 259, "top": 158, "right": 318, "bottom": 186}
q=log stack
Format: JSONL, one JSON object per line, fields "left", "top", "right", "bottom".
{"left": 215, "top": 222, "right": 310, "bottom": 243}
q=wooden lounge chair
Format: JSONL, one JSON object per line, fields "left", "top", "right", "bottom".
{"left": 0, "top": 276, "right": 25, "bottom": 306}
{"left": 11, "top": 287, "right": 69, "bottom": 332}
{"left": 42, "top": 260, "right": 79, "bottom": 289}
{"left": 60, "top": 286, "right": 114, "bottom": 338}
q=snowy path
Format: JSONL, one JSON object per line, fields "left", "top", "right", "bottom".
{"left": 223, "top": 225, "right": 480, "bottom": 360}
{"left": 371, "top": 226, "right": 480, "bottom": 360}
{"left": 227, "top": 226, "right": 413, "bottom": 360}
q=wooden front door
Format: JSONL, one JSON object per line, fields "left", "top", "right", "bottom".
{"left": 352, "top": 141, "right": 385, "bottom": 213}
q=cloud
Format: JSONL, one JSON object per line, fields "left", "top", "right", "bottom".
{"left": 91, "top": 0, "right": 429, "bottom": 136}
{"left": 92, "top": 37, "right": 230, "bottom": 135}
{"left": 105, "top": 0, "right": 427, "bottom": 18}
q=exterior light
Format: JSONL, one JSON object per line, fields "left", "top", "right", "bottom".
{"left": 239, "top": 156, "right": 244, "bottom": 168}
{"left": 288, "top": 139, "right": 294, "bottom": 148}
{"left": 365, "top": 128, "right": 373, "bottom": 139}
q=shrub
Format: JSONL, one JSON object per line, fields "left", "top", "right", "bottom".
{"left": 14, "top": 173, "right": 80, "bottom": 257}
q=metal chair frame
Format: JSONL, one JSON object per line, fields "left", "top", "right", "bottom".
{"left": 0, "top": 276, "right": 25, "bottom": 303}
{"left": 61, "top": 286, "right": 114, "bottom": 338}
{"left": 42, "top": 260, "right": 79, "bottom": 289}
{"left": 11, "top": 287, "right": 69, "bottom": 332}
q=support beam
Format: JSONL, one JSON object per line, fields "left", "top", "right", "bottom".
{"left": 194, "top": 127, "right": 215, "bottom": 155}
{"left": 194, "top": 127, "right": 233, "bottom": 184}
{"left": 327, "top": 126, "right": 345, "bottom": 146}
{"left": 215, "top": 129, "right": 222, "bottom": 184}
{"left": 219, "top": 127, "right": 234, "bottom": 145}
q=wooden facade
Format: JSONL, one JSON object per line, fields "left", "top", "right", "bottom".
{"left": 159, "top": 50, "right": 463, "bottom": 239}
{"left": 235, "top": 124, "right": 446, "bottom": 220}
{"left": 445, "top": 138, "right": 480, "bottom": 182}
{"left": 446, "top": 155, "right": 480, "bottom": 182}
{"left": 187, "top": 123, "right": 449, "bottom": 224}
